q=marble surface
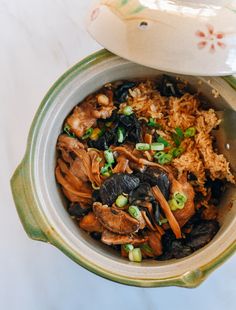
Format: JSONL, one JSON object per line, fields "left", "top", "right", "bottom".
{"left": 1, "top": 1, "right": 236, "bottom": 309}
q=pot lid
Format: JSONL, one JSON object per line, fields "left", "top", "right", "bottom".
{"left": 87, "top": 0, "right": 236, "bottom": 76}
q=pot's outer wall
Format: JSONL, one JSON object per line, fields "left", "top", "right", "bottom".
{"left": 11, "top": 49, "right": 236, "bottom": 288}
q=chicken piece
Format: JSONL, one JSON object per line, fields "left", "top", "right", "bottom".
{"left": 147, "top": 231, "right": 163, "bottom": 256}
{"left": 55, "top": 166, "right": 92, "bottom": 204}
{"left": 92, "top": 105, "right": 115, "bottom": 119}
{"left": 101, "top": 230, "right": 148, "bottom": 245}
{"left": 70, "top": 157, "right": 89, "bottom": 182}
{"left": 170, "top": 175, "right": 195, "bottom": 227}
{"left": 66, "top": 102, "right": 97, "bottom": 138}
{"left": 57, "top": 134, "right": 84, "bottom": 151}
{"left": 79, "top": 212, "right": 103, "bottom": 233}
{"left": 93, "top": 202, "right": 140, "bottom": 235}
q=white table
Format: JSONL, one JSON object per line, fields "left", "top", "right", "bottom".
{"left": 1, "top": 1, "right": 236, "bottom": 309}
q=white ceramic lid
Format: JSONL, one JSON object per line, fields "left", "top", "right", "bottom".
{"left": 87, "top": 0, "right": 236, "bottom": 76}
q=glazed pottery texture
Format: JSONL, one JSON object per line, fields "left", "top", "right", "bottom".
{"left": 11, "top": 50, "right": 236, "bottom": 287}
{"left": 87, "top": 0, "right": 236, "bottom": 75}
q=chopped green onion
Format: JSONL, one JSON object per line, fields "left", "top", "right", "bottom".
{"left": 123, "top": 106, "right": 133, "bottom": 116}
{"left": 140, "top": 243, "right": 154, "bottom": 255}
{"left": 158, "top": 218, "right": 168, "bottom": 226}
{"left": 150, "top": 143, "right": 165, "bottom": 151}
{"left": 82, "top": 128, "right": 93, "bottom": 140}
{"left": 154, "top": 151, "right": 165, "bottom": 160}
{"left": 174, "top": 191, "right": 187, "bottom": 204}
{"left": 169, "top": 199, "right": 185, "bottom": 211}
{"left": 117, "top": 127, "right": 126, "bottom": 143}
{"left": 136, "top": 143, "right": 150, "bottom": 151}
{"left": 123, "top": 244, "right": 134, "bottom": 253}
{"left": 148, "top": 118, "right": 162, "bottom": 129}
{"left": 129, "top": 248, "right": 142, "bottom": 263}
{"left": 154, "top": 152, "right": 173, "bottom": 165}
{"left": 104, "top": 150, "right": 115, "bottom": 164}
{"left": 100, "top": 163, "right": 112, "bottom": 176}
{"left": 169, "top": 192, "right": 187, "bottom": 211}
{"left": 128, "top": 205, "right": 141, "bottom": 219}
{"left": 159, "top": 153, "right": 173, "bottom": 165}
{"left": 170, "top": 147, "right": 185, "bottom": 158}
{"left": 185, "top": 127, "right": 196, "bottom": 138}
{"left": 172, "top": 127, "right": 184, "bottom": 146}
{"left": 175, "top": 127, "right": 184, "bottom": 139}
{"left": 64, "top": 124, "right": 75, "bottom": 138}
{"left": 157, "top": 136, "right": 170, "bottom": 147}
{"left": 116, "top": 195, "right": 128, "bottom": 208}
{"left": 148, "top": 118, "right": 156, "bottom": 127}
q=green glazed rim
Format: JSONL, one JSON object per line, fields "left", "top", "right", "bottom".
{"left": 10, "top": 49, "right": 236, "bottom": 288}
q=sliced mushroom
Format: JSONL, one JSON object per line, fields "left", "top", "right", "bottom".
{"left": 136, "top": 168, "right": 170, "bottom": 199}
{"left": 99, "top": 173, "right": 140, "bottom": 205}
{"left": 101, "top": 230, "right": 148, "bottom": 245}
{"left": 93, "top": 202, "right": 140, "bottom": 234}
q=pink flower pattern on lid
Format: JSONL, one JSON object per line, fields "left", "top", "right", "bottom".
{"left": 196, "top": 24, "right": 226, "bottom": 53}
{"left": 91, "top": 7, "right": 100, "bottom": 22}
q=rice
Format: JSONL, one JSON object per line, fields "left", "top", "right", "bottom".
{"left": 121, "top": 80, "right": 235, "bottom": 195}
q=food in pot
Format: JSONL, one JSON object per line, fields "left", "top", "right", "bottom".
{"left": 55, "top": 75, "right": 235, "bottom": 262}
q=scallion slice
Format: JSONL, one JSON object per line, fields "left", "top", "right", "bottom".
{"left": 148, "top": 118, "right": 162, "bottom": 129}
{"left": 148, "top": 118, "right": 156, "bottom": 127}
{"left": 185, "top": 127, "right": 196, "bottom": 138}
{"left": 170, "top": 147, "right": 185, "bottom": 158}
{"left": 157, "top": 136, "right": 170, "bottom": 147}
{"left": 128, "top": 205, "right": 141, "bottom": 219}
{"left": 82, "top": 128, "right": 94, "bottom": 140}
{"left": 123, "top": 244, "right": 134, "bottom": 253}
{"left": 64, "top": 124, "right": 75, "bottom": 138}
{"left": 175, "top": 127, "right": 184, "bottom": 139}
{"left": 123, "top": 106, "right": 133, "bottom": 116}
{"left": 169, "top": 199, "right": 182, "bottom": 211}
{"left": 158, "top": 218, "right": 168, "bottom": 226}
{"left": 150, "top": 143, "right": 165, "bottom": 151}
{"left": 100, "top": 163, "right": 112, "bottom": 176}
{"left": 154, "top": 152, "right": 173, "bottom": 165}
{"left": 173, "top": 191, "right": 187, "bottom": 204}
{"left": 169, "top": 192, "right": 187, "bottom": 211}
{"left": 172, "top": 127, "right": 184, "bottom": 146}
{"left": 116, "top": 195, "right": 128, "bottom": 208}
{"left": 117, "top": 127, "right": 126, "bottom": 143}
{"left": 129, "top": 248, "right": 142, "bottom": 263}
{"left": 104, "top": 150, "right": 115, "bottom": 164}
{"left": 136, "top": 143, "right": 150, "bottom": 151}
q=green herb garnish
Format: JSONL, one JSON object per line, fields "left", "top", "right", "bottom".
{"left": 104, "top": 150, "right": 115, "bottom": 165}
{"left": 154, "top": 152, "right": 173, "bottom": 165}
{"left": 185, "top": 127, "right": 196, "bottom": 138}
{"left": 157, "top": 136, "right": 170, "bottom": 147}
{"left": 170, "top": 147, "right": 185, "bottom": 158}
{"left": 136, "top": 143, "right": 151, "bottom": 151}
{"left": 117, "top": 127, "right": 126, "bottom": 143}
{"left": 116, "top": 195, "right": 128, "bottom": 208}
{"left": 64, "top": 124, "right": 75, "bottom": 138}
{"left": 82, "top": 128, "right": 94, "bottom": 140}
